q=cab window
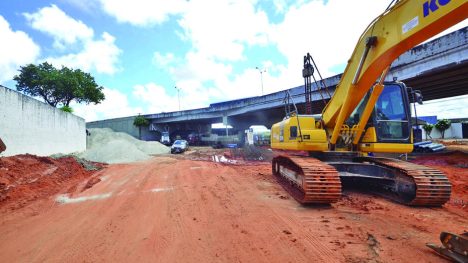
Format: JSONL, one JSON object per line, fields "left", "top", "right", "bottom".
{"left": 290, "top": 126, "right": 298, "bottom": 138}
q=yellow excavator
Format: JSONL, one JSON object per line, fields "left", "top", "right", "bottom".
{"left": 271, "top": 0, "right": 467, "bottom": 206}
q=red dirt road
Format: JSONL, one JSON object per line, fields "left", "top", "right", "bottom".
{"left": 0, "top": 154, "right": 466, "bottom": 262}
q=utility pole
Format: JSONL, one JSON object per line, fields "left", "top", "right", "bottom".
{"left": 255, "top": 67, "right": 266, "bottom": 96}
{"left": 175, "top": 86, "right": 181, "bottom": 111}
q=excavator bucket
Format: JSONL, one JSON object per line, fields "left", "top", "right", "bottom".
{"left": 427, "top": 232, "right": 468, "bottom": 263}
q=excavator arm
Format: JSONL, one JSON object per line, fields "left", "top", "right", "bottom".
{"left": 322, "top": 0, "right": 468, "bottom": 145}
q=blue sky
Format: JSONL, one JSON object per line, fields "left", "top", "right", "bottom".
{"left": 0, "top": 0, "right": 466, "bottom": 121}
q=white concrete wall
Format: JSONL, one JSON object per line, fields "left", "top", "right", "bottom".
{"left": 449, "top": 123, "right": 463, "bottom": 138}
{"left": 87, "top": 117, "right": 139, "bottom": 138}
{"left": 420, "top": 123, "right": 463, "bottom": 139}
{"left": 0, "top": 86, "right": 86, "bottom": 156}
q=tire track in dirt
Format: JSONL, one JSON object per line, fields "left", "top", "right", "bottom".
{"left": 228, "top": 165, "right": 346, "bottom": 261}
{"left": 211, "top": 163, "right": 343, "bottom": 262}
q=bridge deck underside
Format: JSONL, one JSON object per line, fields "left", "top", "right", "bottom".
{"left": 404, "top": 60, "right": 468, "bottom": 101}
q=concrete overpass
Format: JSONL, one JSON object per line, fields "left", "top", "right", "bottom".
{"left": 87, "top": 27, "right": 468, "bottom": 141}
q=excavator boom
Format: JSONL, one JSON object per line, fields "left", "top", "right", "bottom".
{"left": 323, "top": 0, "right": 468, "bottom": 145}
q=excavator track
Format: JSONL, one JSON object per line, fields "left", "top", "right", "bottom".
{"left": 272, "top": 155, "right": 341, "bottom": 204}
{"left": 357, "top": 157, "right": 452, "bottom": 206}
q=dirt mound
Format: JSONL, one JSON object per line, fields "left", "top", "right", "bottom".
{"left": 227, "top": 145, "right": 274, "bottom": 161}
{"left": 435, "top": 140, "right": 468, "bottom": 153}
{"left": 79, "top": 128, "right": 170, "bottom": 164}
{"left": 186, "top": 146, "right": 274, "bottom": 165}
{"left": 0, "top": 154, "right": 103, "bottom": 211}
{"left": 411, "top": 151, "right": 468, "bottom": 167}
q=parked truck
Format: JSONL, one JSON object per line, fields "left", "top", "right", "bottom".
{"left": 160, "top": 131, "right": 171, "bottom": 145}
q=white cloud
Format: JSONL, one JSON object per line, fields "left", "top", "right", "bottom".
{"left": 147, "top": 51, "right": 258, "bottom": 110}
{"left": 171, "top": 51, "right": 233, "bottom": 82}
{"left": 46, "top": 32, "right": 122, "bottom": 74}
{"left": 153, "top": 52, "right": 175, "bottom": 68}
{"left": 133, "top": 83, "right": 180, "bottom": 113}
{"left": 0, "top": 16, "right": 40, "bottom": 84}
{"left": 271, "top": 0, "right": 390, "bottom": 81}
{"left": 142, "top": 0, "right": 276, "bottom": 110}
{"left": 415, "top": 95, "right": 468, "bottom": 119}
{"left": 148, "top": 0, "right": 391, "bottom": 109}
{"left": 157, "top": 52, "right": 291, "bottom": 108}
{"left": 175, "top": 79, "right": 218, "bottom": 108}
{"left": 24, "top": 4, "right": 94, "bottom": 49}
{"left": 95, "top": 0, "right": 188, "bottom": 26}
{"left": 272, "top": 0, "right": 288, "bottom": 14}
{"left": 132, "top": 80, "right": 219, "bottom": 114}
{"left": 136, "top": 64, "right": 284, "bottom": 114}
{"left": 72, "top": 87, "right": 143, "bottom": 121}
{"left": 24, "top": 5, "right": 121, "bottom": 75}
{"left": 178, "top": 0, "right": 270, "bottom": 61}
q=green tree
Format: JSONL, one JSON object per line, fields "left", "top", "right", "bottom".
{"left": 435, "top": 119, "right": 451, "bottom": 139}
{"left": 14, "top": 62, "right": 105, "bottom": 107}
{"left": 422, "top": 123, "right": 433, "bottom": 140}
{"left": 60, "top": 105, "right": 74, "bottom": 113}
{"left": 133, "top": 115, "right": 150, "bottom": 140}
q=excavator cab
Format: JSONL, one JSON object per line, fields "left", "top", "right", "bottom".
{"left": 374, "top": 83, "right": 411, "bottom": 141}
{"left": 347, "top": 82, "right": 414, "bottom": 153}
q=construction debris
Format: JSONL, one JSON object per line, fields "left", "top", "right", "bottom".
{"left": 414, "top": 141, "right": 446, "bottom": 153}
{"left": 79, "top": 128, "right": 169, "bottom": 164}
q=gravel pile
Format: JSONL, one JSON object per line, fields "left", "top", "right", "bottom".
{"left": 79, "top": 128, "right": 169, "bottom": 164}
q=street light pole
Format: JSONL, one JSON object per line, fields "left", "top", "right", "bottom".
{"left": 255, "top": 67, "right": 266, "bottom": 95}
{"left": 175, "top": 86, "right": 181, "bottom": 111}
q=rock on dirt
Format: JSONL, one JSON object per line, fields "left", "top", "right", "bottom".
{"left": 79, "top": 128, "right": 170, "bottom": 164}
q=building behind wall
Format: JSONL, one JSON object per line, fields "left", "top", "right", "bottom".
{"left": 417, "top": 116, "right": 468, "bottom": 140}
